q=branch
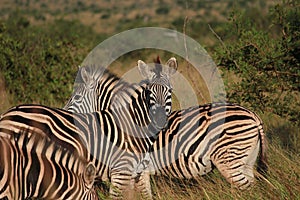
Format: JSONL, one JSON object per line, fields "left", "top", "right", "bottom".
{"left": 208, "top": 24, "right": 241, "bottom": 70}
{"left": 183, "top": 16, "right": 189, "bottom": 66}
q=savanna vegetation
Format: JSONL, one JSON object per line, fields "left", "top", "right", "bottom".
{"left": 0, "top": 0, "right": 299, "bottom": 199}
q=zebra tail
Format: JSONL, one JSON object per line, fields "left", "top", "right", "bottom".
{"left": 257, "top": 124, "right": 268, "bottom": 175}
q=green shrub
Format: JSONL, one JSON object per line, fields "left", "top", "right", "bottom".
{"left": 0, "top": 13, "right": 105, "bottom": 108}
{"left": 155, "top": 6, "right": 170, "bottom": 15}
{"left": 213, "top": 0, "right": 300, "bottom": 125}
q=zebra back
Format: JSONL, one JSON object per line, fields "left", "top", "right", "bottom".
{"left": 0, "top": 104, "right": 140, "bottom": 199}
{"left": 64, "top": 66, "right": 129, "bottom": 113}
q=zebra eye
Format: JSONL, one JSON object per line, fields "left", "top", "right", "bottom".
{"left": 165, "top": 105, "right": 170, "bottom": 112}
{"left": 73, "top": 94, "right": 83, "bottom": 101}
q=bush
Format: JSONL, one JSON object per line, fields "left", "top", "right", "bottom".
{"left": 0, "top": 13, "right": 105, "bottom": 108}
{"left": 155, "top": 6, "right": 170, "bottom": 15}
{"left": 213, "top": 0, "right": 300, "bottom": 124}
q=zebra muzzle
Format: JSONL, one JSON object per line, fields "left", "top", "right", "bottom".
{"left": 149, "top": 105, "right": 168, "bottom": 130}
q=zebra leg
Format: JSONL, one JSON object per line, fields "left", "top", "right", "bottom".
{"left": 211, "top": 139, "right": 260, "bottom": 190}
{"left": 131, "top": 152, "right": 152, "bottom": 199}
{"left": 134, "top": 171, "right": 152, "bottom": 200}
{"left": 109, "top": 170, "right": 134, "bottom": 199}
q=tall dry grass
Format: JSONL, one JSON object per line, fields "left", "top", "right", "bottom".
{"left": 150, "top": 141, "right": 299, "bottom": 200}
{"left": 94, "top": 114, "right": 300, "bottom": 200}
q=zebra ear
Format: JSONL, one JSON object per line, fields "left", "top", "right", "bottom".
{"left": 138, "top": 60, "right": 155, "bottom": 80}
{"left": 83, "top": 162, "right": 96, "bottom": 187}
{"left": 79, "top": 66, "right": 90, "bottom": 84}
{"left": 164, "top": 57, "right": 178, "bottom": 76}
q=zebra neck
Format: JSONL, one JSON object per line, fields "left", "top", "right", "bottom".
{"left": 110, "top": 83, "right": 151, "bottom": 125}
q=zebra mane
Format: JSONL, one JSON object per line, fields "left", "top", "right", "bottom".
{"left": 110, "top": 82, "right": 146, "bottom": 110}
{"left": 153, "top": 56, "right": 162, "bottom": 76}
{"left": 138, "top": 56, "right": 174, "bottom": 88}
{"left": 77, "top": 65, "right": 118, "bottom": 85}
{"left": 76, "top": 65, "right": 129, "bottom": 92}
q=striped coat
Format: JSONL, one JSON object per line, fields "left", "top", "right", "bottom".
{"left": 63, "top": 61, "right": 267, "bottom": 193}
{"left": 0, "top": 57, "right": 178, "bottom": 199}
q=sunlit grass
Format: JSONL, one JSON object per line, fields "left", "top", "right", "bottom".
{"left": 94, "top": 134, "right": 299, "bottom": 200}
{"left": 149, "top": 139, "right": 299, "bottom": 200}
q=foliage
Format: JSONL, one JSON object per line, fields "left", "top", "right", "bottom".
{"left": 155, "top": 6, "right": 170, "bottom": 15}
{"left": 213, "top": 0, "right": 300, "bottom": 125}
{"left": 0, "top": 12, "right": 105, "bottom": 108}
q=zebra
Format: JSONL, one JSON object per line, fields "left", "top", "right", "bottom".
{"left": 64, "top": 66, "right": 129, "bottom": 113}
{"left": 0, "top": 128, "right": 98, "bottom": 200}
{"left": 148, "top": 103, "right": 267, "bottom": 190}
{"left": 0, "top": 57, "right": 178, "bottom": 199}
{"left": 63, "top": 59, "right": 267, "bottom": 194}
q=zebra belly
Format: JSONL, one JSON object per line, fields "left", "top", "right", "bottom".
{"left": 148, "top": 153, "right": 213, "bottom": 179}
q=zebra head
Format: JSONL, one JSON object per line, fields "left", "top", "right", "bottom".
{"left": 138, "top": 57, "right": 177, "bottom": 130}
{"left": 63, "top": 66, "right": 98, "bottom": 113}
{"left": 63, "top": 65, "right": 122, "bottom": 113}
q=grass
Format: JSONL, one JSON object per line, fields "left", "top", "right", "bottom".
{"left": 147, "top": 115, "right": 300, "bottom": 200}
{"left": 90, "top": 110, "right": 300, "bottom": 200}
{"left": 94, "top": 136, "right": 300, "bottom": 199}
{"left": 0, "top": 0, "right": 299, "bottom": 199}
{"left": 0, "top": 73, "right": 11, "bottom": 113}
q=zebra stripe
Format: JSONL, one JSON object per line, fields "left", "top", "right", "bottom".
{"left": 63, "top": 57, "right": 178, "bottom": 198}
{"left": 0, "top": 57, "right": 177, "bottom": 199}
{"left": 149, "top": 103, "right": 267, "bottom": 190}
{"left": 0, "top": 127, "right": 97, "bottom": 200}
{"left": 63, "top": 59, "right": 267, "bottom": 192}
{"left": 64, "top": 66, "right": 129, "bottom": 113}
{"left": 64, "top": 57, "right": 177, "bottom": 117}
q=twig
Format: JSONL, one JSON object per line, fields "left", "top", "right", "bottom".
{"left": 208, "top": 24, "right": 226, "bottom": 51}
{"left": 208, "top": 24, "right": 240, "bottom": 69}
{"left": 254, "top": 171, "right": 276, "bottom": 190}
{"left": 183, "top": 16, "right": 190, "bottom": 66}
{"left": 183, "top": 17, "right": 207, "bottom": 103}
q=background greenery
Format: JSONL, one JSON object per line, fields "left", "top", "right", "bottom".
{"left": 0, "top": 0, "right": 299, "bottom": 199}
